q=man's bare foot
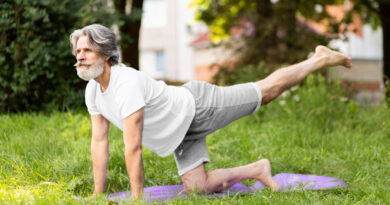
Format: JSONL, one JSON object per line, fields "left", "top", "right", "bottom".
{"left": 313, "top": 45, "right": 352, "bottom": 68}
{"left": 253, "top": 159, "right": 280, "bottom": 191}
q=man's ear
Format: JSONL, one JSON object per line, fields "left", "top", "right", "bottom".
{"left": 105, "top": 56, "right": 110, "bottom": 61}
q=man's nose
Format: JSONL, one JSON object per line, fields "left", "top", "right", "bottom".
{"left": 77, "top": 51, "right": 85, "bottom": 61}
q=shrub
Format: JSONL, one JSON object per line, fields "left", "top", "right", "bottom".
{"left": 0, "top": 0, "right": 115, "bottom": 112}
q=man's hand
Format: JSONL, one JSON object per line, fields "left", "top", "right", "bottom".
{"left": 90, "top": 114, "right": 110, "bottom": 194}
{"left": 123, "top": 107, "right": 145, "bottom": 201}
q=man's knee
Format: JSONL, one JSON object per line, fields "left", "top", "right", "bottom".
{"left": 181, "top": 175, "right": 207, "bottom": 193}
{"left": 256, "top": 80, "right": 283, "bottom": 105}
{"left": 180, "top": 165, "right": 208, "bottom": 193}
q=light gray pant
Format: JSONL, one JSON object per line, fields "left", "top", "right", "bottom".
{"left": 174, "top": 81, "right": 262, "bottom": 175}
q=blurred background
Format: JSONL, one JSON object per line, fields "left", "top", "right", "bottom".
{"left": 1, "top": 0, "right": 389, "bottom": 112}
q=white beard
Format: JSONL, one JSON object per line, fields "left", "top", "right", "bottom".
{"left": 75, "top": 58, "right": 104, "bottom": 81}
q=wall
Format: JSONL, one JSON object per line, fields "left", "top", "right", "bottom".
{"left": 139, "top": 0, "right": 195, "bottom": 82}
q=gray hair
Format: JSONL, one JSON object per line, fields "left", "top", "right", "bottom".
{"left": 70, "top": 24, "right": 119, "bottom": 66}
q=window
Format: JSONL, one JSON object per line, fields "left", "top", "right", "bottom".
{"left": 156, "top": 51, "right": 166, "bottom": 72}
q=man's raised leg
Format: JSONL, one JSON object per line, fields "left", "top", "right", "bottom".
{"left": 257, "top": 46, "right": 352, "bottom": 104}
{"left": 181, "top": 159, "right": 279, "bottom": 194}
{"left": 181, "top": 46, "right": 351, "bottom": 194}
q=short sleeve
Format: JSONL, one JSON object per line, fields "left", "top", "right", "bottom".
{"left": 85, "top": 81, "right": 100, "bottom": 115}
{"left": 116, "top": 77, "right": 146, "bottom": 119}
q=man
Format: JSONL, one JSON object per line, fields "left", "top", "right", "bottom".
{"left": 70, "top": 24, "right": 352, "bottom": 200}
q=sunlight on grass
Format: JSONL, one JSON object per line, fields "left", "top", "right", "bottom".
{"left": 0, "top": 180, "right": 73, "bottom": 204}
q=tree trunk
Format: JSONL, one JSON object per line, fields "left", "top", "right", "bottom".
{"left": 279, "top": 0, "right": 299, "bottom": 62}
{"left": 248, "top": 0, "right": 274, "bottom": 63}
{"left": 114, "top": 0, "right": 143, "bottom": 70}
{"left": 378, "top": 2, "right": 390, "bottom": 98}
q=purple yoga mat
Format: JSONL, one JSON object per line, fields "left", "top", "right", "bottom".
{"left": 106, "top": 173, "right": 347, "bottom": 202}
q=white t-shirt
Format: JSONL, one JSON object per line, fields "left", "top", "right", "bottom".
{"left": 85, "top": 63, "right": 195, "bottom": 157}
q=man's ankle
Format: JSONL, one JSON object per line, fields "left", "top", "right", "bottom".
{"left": 310, "top": 55, "right": 327, "bottom": 70}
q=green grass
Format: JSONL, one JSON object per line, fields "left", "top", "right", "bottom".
{"left": 1, "top": 75, "right": 389, "bottom": 204}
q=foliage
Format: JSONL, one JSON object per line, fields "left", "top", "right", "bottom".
{"left": 195, "top": 0, "right": 390, "bottom": 99}
{"left": 0, "top": 76, "right": 389, "bottom": 204}
{"left": 349, "top": 0, "right": 384, "bottom": 29}
{"left": 191, "top": 0, "right": 339, "bottom": 66}
{"left": 0, "top": 0, "right": 117, "bottom": 112}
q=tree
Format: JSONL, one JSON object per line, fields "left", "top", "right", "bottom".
{"left": 0, "top": 0, "right": 116, "bottom": 112}
{"left": 349, "top": 0, "right": 390, "bottom": 97}
{"left": 194, "top": 0, "right": 390, "bottom": 98}
{"left": 0, "top": 0, "right": 146, "bottom": 112}
{"left": 113, "top": 0, "right": 144, "bottom": 70}
{"left": 192, "top": 0, "right": 341, "bottom": 68}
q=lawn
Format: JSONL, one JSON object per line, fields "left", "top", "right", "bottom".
{"left": 1, "top": 75, "right": 389, "bottom": 204}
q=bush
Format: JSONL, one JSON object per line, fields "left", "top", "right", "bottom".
{"left": 0, "top": 0, "right": 116, "bottom": 112}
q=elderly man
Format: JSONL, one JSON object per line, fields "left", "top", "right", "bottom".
{"left": 70, "top": 24, "right": 351, "bottom": 200}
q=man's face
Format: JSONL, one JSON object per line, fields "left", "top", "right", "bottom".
{"left": 74, "top": 36, "right": 104, "bottom": 81}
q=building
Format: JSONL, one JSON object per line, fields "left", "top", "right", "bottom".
{"left": 139, "top": 0, "right": 196, "bottom": 82}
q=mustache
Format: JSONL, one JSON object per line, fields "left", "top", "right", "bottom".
{"left": 74, "top": 61, "right": 92, "bottom": 67}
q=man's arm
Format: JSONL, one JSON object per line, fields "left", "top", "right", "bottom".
{"left": 123, "top": 107, "right": 145, "bottom": 200}
{"left": 90, "top": 114, "right": 110, "bottom": 195}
